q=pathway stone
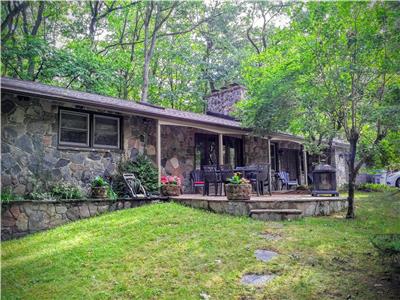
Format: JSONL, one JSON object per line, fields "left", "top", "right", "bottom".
{"left": 259, "top": 233, "right": 282, "bottom": 241}
{"left": 255, "top": 250, "right": 279, "bottom": 262}
{"left": 241, "top": 274, "right": 276, "bottom": 286}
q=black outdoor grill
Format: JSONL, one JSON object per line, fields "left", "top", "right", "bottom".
{"left": 311, "top": 164, "right": 339, "bottom": 197}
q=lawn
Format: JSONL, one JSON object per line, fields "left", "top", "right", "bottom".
{"left": 2, "top": 192, "right": 400, "bottom": 299}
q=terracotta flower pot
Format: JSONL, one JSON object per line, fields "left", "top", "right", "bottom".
{"left": 161, "top": 184, "right": 181, "bottom": 196}
{"left": 225, "top": 184, "right": 252, "bottom": 200}
{"left": 91, "top": 186, "right": 107, "bottom": 199}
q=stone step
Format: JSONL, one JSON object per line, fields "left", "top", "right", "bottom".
{"left": 250, "top": 209, "right": 303, "bottom": 221}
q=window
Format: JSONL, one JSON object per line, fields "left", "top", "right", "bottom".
{"left": 59, "top": 110, "right": 89, "bottom": 147}
{"left": 58, "top": 108, "right": 121, "bottom": 149}
{"left": 93, "top": 115, "right": 120, "bottom": 148}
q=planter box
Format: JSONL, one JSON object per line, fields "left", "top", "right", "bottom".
{"left": 225, "top": 184, "right": 252, "bottom": 200}
{"left": 161, "top": 184, "right": 181, "bottom": 196}
{"left": 91, "top": 187, "right": 107, "bottom": 199}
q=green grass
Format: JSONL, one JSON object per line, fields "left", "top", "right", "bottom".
{"left": 2, "top": 192, "right": 400, "bottom": 299}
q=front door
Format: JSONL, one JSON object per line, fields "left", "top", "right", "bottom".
{"left": 194, "top": 133, "right": 219, "bottom": 169}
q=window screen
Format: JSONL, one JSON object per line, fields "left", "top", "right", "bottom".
{"left": 93, "top": 115, "right": 120, "bottom": 148}
{"left": 59, "top": 110, "right": 89, "bottom": 146}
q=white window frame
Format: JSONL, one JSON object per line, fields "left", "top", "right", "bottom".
{"left": 92, "top": 114, "right": 120, "bottom": 149}
{"left": 59, "top": 110, "right": 90, "bottom": 147}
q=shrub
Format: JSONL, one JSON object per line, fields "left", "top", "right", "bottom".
{"left": 91, "top": 176, "right": 109, "bottom": 187}
{"left": 0, "top": 188, "right": 23, "bottom": 203}
{"left": 356, "top": 183, "right": 397, "bottom": 192}
{"left": 51, "top": 183, "right": 85, "bottom": 200}
{"left": 112, "top": 155, "right": 158, "bottom": 197}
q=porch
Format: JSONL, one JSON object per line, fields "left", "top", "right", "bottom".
{"left": 157, "top": 121, "right": 312, "bottom": 194}
{"left": 173, "top": 192, "right": 348, "bottom": 221}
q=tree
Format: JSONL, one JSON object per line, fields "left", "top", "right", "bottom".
{"left": 239, "top": 1, "right": 400, "bottom": 218}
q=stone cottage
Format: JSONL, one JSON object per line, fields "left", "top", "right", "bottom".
{"left": 1, "top": 77, "right": 349, "bottom": 195}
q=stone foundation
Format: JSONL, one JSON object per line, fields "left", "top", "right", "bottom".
{"left": 1, "top": 198, "right": 164, "bottom": 240}
{"left": 174, "top": 196, "right": 348, "bottom": 219}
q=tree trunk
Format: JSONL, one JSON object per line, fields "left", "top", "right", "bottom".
{"left": 346, "top": 136, "right": 358, "bottom": 219}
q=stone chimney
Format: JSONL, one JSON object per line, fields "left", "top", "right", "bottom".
{"left": 206, "top": 83, "right": 246, "bottom": 118}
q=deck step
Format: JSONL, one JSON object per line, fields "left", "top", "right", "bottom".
{"left": 250, "top": 209, "right": 303, "bottom": 221}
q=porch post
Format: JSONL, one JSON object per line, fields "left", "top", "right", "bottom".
{"left": 218, "top": 133, "right": 224, "bottom": 166}
{"left": 156, "top": 120, "right": 161, "bottom": 186}
{"left": 267, "top": 137, "right": 272, "bottom": 193}
{"left": 303, "top": 147, "right": 308, "bottom": 186}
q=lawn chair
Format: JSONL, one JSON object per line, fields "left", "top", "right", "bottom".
{"left": 277, "top": 171, "right": 298, "bottom": 190}
{"left": 123, "top": 173, "right": 149, "bottom": 198}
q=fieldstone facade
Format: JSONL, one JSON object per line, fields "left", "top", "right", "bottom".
{"left": 244, "top": 136, "right": 270, "bottom": 165}
{"left": 1, "top": 92, "right": 157, "bottom": 196}
{"left": 206, "top": 84, "right": 246, "bottom": 116}
{"left": 1, "top": 198, "right": 162, "bottom": 240}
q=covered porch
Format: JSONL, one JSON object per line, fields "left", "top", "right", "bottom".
{"left": 155, "top": 118, "right": 311, "bottom": 195}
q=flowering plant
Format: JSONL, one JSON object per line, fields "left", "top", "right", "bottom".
{"left": 227, "top": 172, "right": 250, "bottom": 185}
{"left": 161, "top": 176, "right": 182, "bottom": 186}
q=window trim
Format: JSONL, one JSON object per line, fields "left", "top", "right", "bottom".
{"left": 58, "top": 107, "right": 122, "bottom": 150}
{"left": 58, "top": 109, "right": 90, "bottom": 147}
{"left": 92, "top": 114, "right": 121, "bottom": 149}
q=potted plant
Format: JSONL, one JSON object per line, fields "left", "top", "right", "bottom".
{"left": 91, "top": 176, "right": 109, "bottom": 199}
{"left": 161, "top": 176, "right": 182, "bottom": 196}
{"left": 225, "top": 173, "right": 252, "bottom": 200}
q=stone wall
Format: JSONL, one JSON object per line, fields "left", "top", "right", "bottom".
{"left": 1, "top": 198, "right": 162, "bottom": 240}
{"left": 206, "top": 84, "right": 246, "bottom": 116}
{"left": 244, "top": 136, "right": 270, "bottom": 165}
{"left": 1, "top": 93, "right": 157, "bottom": 196}
{"left": 161, "top": 125, "right": 196, "bottom": 192}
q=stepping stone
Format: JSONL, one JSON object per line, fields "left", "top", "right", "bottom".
{"left": 255, "top": 249, "right": 278, "bottom": 262}
{"left": 241, "top": 274, "right": 276, "bottom": 286}
{"left": 260, "top": 233, "right": 282, "bottom": 241}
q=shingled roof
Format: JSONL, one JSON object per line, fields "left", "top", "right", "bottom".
{"left": 1, "top": 77, "right": 245, "bottom": 131}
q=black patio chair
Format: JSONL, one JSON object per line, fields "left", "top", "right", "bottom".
{"left": 219, "top": 164, "right": 234, "bottom": 195}
{"left": 202, "top": 165, "right": 222, "bottom": 196}
{"left": 123, "top": 173, "right": 149, "bottom": 198}
{"left": 258, "top": 163, "right": 272, "bottom": 196}
{"left": 190, "top": 170, "right": 205, "bottom": 193}
{"left": 245, "top": 165, "right": 261, "bottom": 196}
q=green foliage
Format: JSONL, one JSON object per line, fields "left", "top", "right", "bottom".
{"left": 356, "top": 183, "right": 397, "bottom": 193}
{"left": 370, "top": 234, "right": 400, "bottom": 257}
{"left": 91, "top": 176, "right": 109, "bottom": 188}
{"left": 0, "top": 188, "right": 22, "bottom": 203}
{"left": 113, "top": 155, "right": 159, "bottom": 197}
{"left": 50, "top": 183, "right": 85, "bottom": 200}
{"left": 227, "top": 172, "right": 250, "bottom": 185}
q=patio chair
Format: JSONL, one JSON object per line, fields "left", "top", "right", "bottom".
{"left": 219, "top": 164, "right": 234, "bottom": 195}
{"left": 277, "top": 171, "right": 298, "bottom": 190}
{"left": 190, "top": 170, "right": 205, "bottom": 193}
{"left": 123, "top": 173, "right": 149, "bottom": 198}
{"left": 202, "top": 165, "right": 222, "bottom": 196}
{"left": 258, "top": 164, "right": 272, "bottom": 196}
{"left": 245, "top": 166, "right": 261, "bottom": 196}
